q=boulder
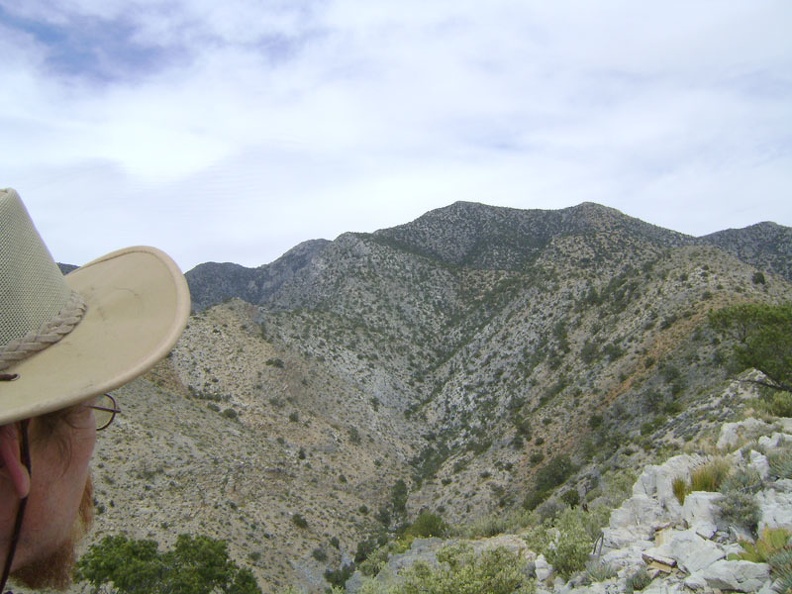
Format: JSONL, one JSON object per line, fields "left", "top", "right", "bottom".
{"left": 682, "top": 491, "right": 721, "bottom": 539}
{"left": 717, "top": 419, "right": 774, "bottom": 451}
{"left": 642, "top": 581, "right": 689, "bottom": 593}
{"left": 685, "top": 560, "right": 770, "bottom": 592}
{"left": 603, "top": 495, "right": 665, "bottom": 549}
{"left": 642, "top": 529, "right": 724, "bottom": 574}
{"left": 758, "top": 432, "right": 792, "bottom": 449}
{"left": 748, "top": 450, "right": 771, "bottom": 479}
{"left": 633, "top": 455, "right": 703, "bottom": 518}
{"left": 535, "top": 553, "right": 553, "bottom": 582}
{"left": 757, "top": 488, "right": 792, "bottom": 532}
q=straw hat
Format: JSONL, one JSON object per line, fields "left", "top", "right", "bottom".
{"left": 0, "top": 188, "right": 191, "bottom": 425}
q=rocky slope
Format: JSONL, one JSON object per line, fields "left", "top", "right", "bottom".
{"left": 346, "top": 381, "right": 792, "bottom": 593}
{"left": 33, "top": 202, "right": 792, "bottom": 594}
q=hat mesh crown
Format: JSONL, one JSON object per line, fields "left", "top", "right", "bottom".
{"left": 1, "top": 189, "right": 74, "bottom": 349}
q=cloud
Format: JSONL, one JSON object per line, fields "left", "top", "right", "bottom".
{"left": 1, "top": 0, "right": 790, "bottom": 270}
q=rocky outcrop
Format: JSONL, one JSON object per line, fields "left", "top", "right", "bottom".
{"left": 590, "top": 418, "right": 792, "bottom": 593}
{"left": 349, "top": 416, "right": 792, "bottom": 594}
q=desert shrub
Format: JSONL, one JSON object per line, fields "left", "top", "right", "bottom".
{"left": 730, "top": 527, "right": 792, "bottom": 562}
{"left": 690, "top": 458, "right": 731, "bottom": 492}
{"left": 768, "top": 446, "right": 792, "bottom": 480}
{"left": 717, "top": 491, "right": 761, "bottom": 536}
{"left": 539, "top": 509, "right": 595, "bottom": 580}
{"left": 721, "top": 466, "right": 763, "bottom": 494}
{"left": 392, "top": 544, "right": 534, "bottom": 594}
{"left": 759, "top": 391, "right": 792, "bottom": 418}
{"left": 405, "top": 511, "right": 449, "bottom": 538}
{"left": 715, "top": 465, "right": 763, "bottom": 534}
{"left": 312, "top": 548, "right": 328, "bottom": 562}
{"left": 291, "top": 514, "right": 308, "bottom": 529}
{"left": 625, "top": 566, "right": 653, "bottom": 592}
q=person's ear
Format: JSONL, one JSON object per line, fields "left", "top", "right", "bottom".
{"left": 0, "top": 424, "right": 31, "bottom": 499}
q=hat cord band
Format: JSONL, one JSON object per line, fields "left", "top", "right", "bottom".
{"left": 0, "top": 291, "right": 87, "bottom": 372}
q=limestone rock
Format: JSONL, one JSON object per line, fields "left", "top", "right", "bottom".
{"left": 685, "top": 560, "right": 770, "bottom": 592}
{"left": 642, "top": 529, "right": 724, "bottom": 574}
{"left": 757, "top": 488, "right": 792, "bottom": 532}
{"left": 535, "top": 553, "right": 554, "bottom": 582}
{"left": 717, "top": 419, "right": 774, "bottom": 451}
{"left": 682, "top": 491, "right": 721, "bottom": 539}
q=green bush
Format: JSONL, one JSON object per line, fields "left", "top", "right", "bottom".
{"left": 543, "top": 512, "right": 592, "bottom": 579}
{"left": 312, "top": 547, "right": 328, "bottom": 562}
{"left": 75, "top": 534, "right": 261, "bottom": 594}
{"left": 324, "top": 563, "right": 355, "bottom": 589}
{"left": 405, "top": 511, "right": 449, "bottom": 538}
{"left": 385, "top": 544, "right": 534, "bottom": 594}
{"left": 523, "top": 455, "right": 575, "bottom": 510}
{"left": 709, "top": 302, "right": 792, "bottom": 392}
{"left": 291, "top": 514, "right": 309, "bottom": 529}
{"left": 763, "top": 391, "right": 792, "bottom": 417}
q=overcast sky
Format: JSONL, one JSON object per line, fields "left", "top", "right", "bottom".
{"left": 2, "top": 1, "right": 790, "bottom": 271}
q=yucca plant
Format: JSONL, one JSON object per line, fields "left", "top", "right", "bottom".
{"left": 769, "top": 547, "right": 792, "bottom": 594}
{"left": 731, "top": 527, "right": 792, "bottom": 563}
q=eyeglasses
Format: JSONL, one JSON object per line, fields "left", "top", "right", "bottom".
{"left": 88, "top": 393, "right": 121, "bottom": 431}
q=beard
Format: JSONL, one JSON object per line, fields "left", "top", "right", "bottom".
{"left": 11, "top": 474, "right": 94, "bottom": 591}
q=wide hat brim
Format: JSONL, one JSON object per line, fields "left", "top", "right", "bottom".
{"left": 0, "top": 246, "right": 190, "bottom": 425}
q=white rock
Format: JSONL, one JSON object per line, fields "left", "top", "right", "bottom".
{"left": 633, "top": 455, "right": 702, "bottom": 518}
{"left": 604, "top": 495, "right": 666, "bottom": 548}
{"left": 685, "top": 560, "right": 770, "bottom": 593}
{"left": 682, "top": 491, "right": 721, "bottom": 539}
{"left": 717, "top": 419, "right": 774, "bottom": 451}
{"left": 776, "top": 479, "right": 792, "bottom": 494}
{"left": 642, "top": 581, "right": 688, "bottom": 593}
{"left": 643, "top": 529, "right": 724, "bottom": 574}
{"left": 749, "top": 450, "right": 771, "bottom": 480}
{"left": 535, "top": 553, "right": 553, "bottom": 582}
{"left": 757, "top": 488, "right": 792, "bottom": 532}
{"left": 758, "top": 432, "right": 792, "bottom": 449}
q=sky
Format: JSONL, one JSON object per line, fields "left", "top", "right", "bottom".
{"left": 1, "top": 1, "right": 791, "bottom": 272}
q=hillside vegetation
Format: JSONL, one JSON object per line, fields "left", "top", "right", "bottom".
{"left": 30, "top": 201, "right": 792, "bottom": 594}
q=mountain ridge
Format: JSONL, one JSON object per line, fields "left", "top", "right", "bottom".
{"left": 42, "top": 200, "right": 792, "bottom": 594}
{"left": 185, "top": 201, "right": 791, "bottom": 313}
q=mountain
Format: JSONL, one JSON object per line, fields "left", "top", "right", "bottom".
{"left": 699, "top": 221, "right": 792, "bottom": 282}
{"left": 52, "top": 202, "right": 792, "bottom": 594}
